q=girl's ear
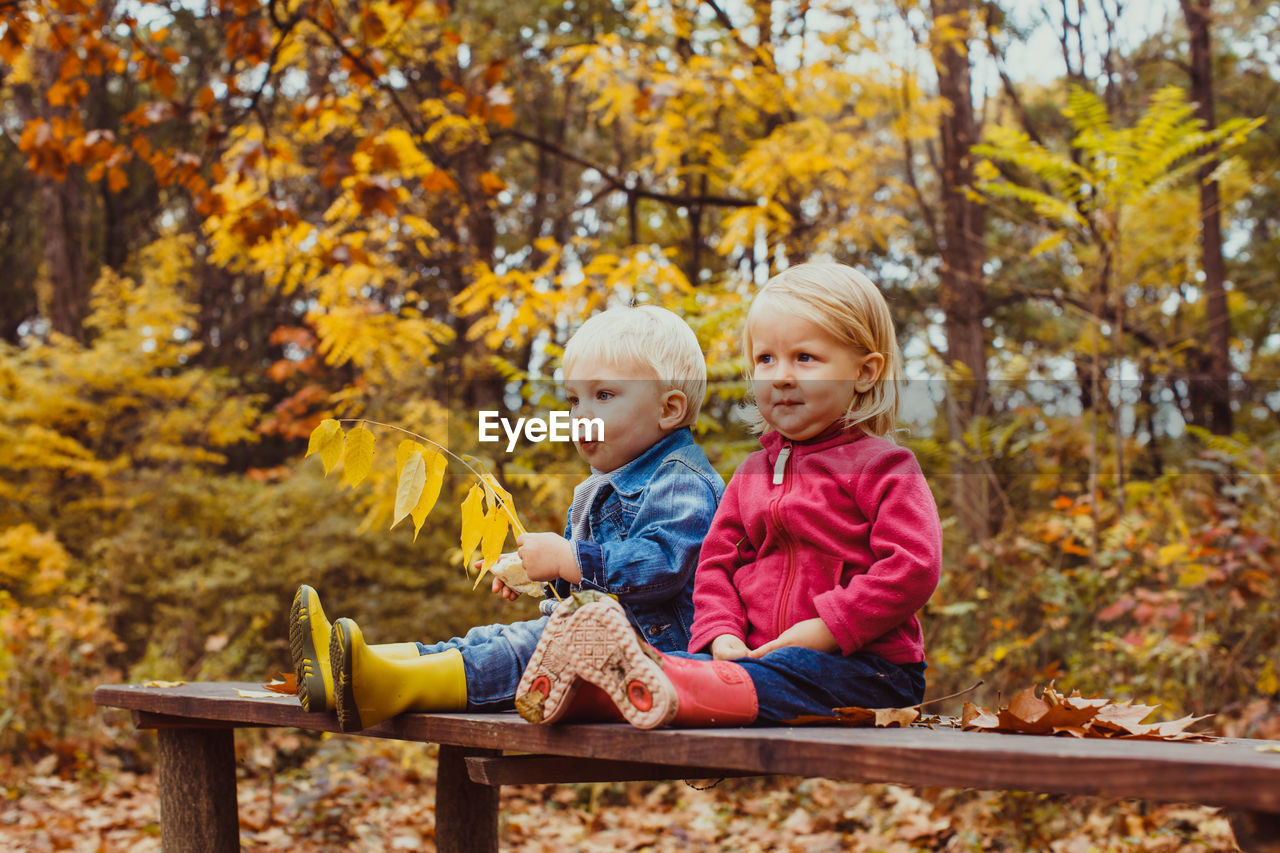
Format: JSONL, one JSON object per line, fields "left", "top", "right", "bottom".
{"left": 658, "top": 389, "right": 689, "bottom": 430}
{"left": 853, "top": 352, "right": 885, "bottom": 393}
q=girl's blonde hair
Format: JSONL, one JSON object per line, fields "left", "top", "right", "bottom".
{"left": 741, "top": 262, "right": 903, "bottom": 438}
{"left": 563, "top": 304, "right": 707, "bottom": 428}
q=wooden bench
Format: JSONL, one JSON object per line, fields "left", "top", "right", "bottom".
{"left": 95, "top": 681, "right": 1280, "bottom": 852}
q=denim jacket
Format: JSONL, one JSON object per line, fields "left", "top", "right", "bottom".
{"left": 544, "top": 427, "right": 724, "bottom": 652}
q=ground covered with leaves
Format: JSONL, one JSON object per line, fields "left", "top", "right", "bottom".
{"left": 1, "top": 730, "right": 1248, "bottom": 853}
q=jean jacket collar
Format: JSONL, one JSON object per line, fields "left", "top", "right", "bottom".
{"left": 607, "top": 427, "right": 696, "bottom": 498}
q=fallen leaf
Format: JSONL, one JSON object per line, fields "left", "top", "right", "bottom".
{"left": 961, "top": 701, "right": 1000, "bottom": 729}
{"left": 875, "top": 707, "right": 921, "bottom": 728}
{"left": 959, "top": 685, "right": 1215, "bottom": 741}
{"left": 1092, "top": 702, "right": 1160, "bottom": 735}
{"left": 262, "top": 673, "right": 297, "bottom": 695}
{"left": 784, "top": 704, "right": 922, "bottom": 728}
{"left": 143, "top": 680, "right": 186, "bottom": 688}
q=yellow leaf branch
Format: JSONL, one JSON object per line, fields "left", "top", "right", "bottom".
{"left": 307, "top": 418, "right": 534, "bottom": 591}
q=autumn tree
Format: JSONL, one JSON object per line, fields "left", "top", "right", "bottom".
{"left": 1179, "top": 0, "right": 1232, "bottom": 434}
{"left": 974, "top": 86, "right": 1259, "bottom": 524}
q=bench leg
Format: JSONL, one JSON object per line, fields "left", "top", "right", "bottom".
{"left": 436, "top": 745, "right": 500, "bottom": 853}
{"left": 157, "top": 727, "right": 240, "bottom": 852}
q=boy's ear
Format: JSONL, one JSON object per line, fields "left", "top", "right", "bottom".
{"left": 658, "top": 389, "right": 689, "bottom": 430}
{"left": 853, "top": 352, "right": 885, "bottom": 394}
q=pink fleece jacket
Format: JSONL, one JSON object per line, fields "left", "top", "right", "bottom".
{"left": 689, "top": 423, "right": 941, "bottom": 664}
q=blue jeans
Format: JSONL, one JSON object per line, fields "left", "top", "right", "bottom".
{"left": 416, "top": 617, "right": 549, "bottom": 712}
{"left": 672, "top": 647, "right": 926, "bottom": 725}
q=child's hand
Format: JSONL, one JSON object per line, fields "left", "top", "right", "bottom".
{"left": 748, "top": 618, "right": 838, "bottom": 658}
{"left": 516, "top": 532, "right": 581, "bottom": 584}
{"left": 490, "top": 576, "right": 520, "bottom": 602}
{"left": 472, "top": 558, "right": 520, "bottom": 601}
{"left": 710, "top": 634, "right": 751, "bottom": 660}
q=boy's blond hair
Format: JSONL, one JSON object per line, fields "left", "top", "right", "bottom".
{"left": 562, "top": 305, "right": 707, "bottom": 428}
{"left": 741, "top": 262, "right": 903, "bottom": 438}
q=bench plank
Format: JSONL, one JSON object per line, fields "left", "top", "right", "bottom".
{"left": 464, "top": 754, "right": 752, "bottom": 786}
{"left": 95, "top": 682, "right": 1280, "bottom": 815}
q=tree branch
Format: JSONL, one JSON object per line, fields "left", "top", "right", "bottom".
{"left": 223, "top": 0, "right": 304, "bottom": 134}
{"left": 981, "top": 8, "right": 1046, "bottom": 147}
{"left": 498, "top": 128, "right": 757, "bottom": 210}
{"left": 304, "top": 7, "right": 425, "bottom": 138}
{"left": 700, "top": 0, "right": 775, "bottom": 71}
{"left": 897, "top": 81, "right": 942, "bottom": 255}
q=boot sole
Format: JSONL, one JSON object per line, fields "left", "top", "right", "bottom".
{"left": 330, "top": 618, "right": 364, "bottom": 732}
{"left": 516, "top": 597, "right": 676, "bottom": 730}
{"left": 290, "top": 585, "right": 331, "bottom": 713}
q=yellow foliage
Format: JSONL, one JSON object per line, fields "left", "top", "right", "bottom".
{"left": 975, "top": 86, "right": 1262, "bottom": 301}
{"left": 0, "top": 236, "right": 263, "bottom": 511}
{"left": 202, "top": 106, "right": 469, "bottom": 385}
{"left": 453, "top": 245, "right": 695, "bottom": 354}
{"left": 0, "top": 524, "right": 71, "bottom": 598}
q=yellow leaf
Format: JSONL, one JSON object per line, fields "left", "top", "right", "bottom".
{"left": 396, "top": 439, "right": 424, "bottom": 476}
{"left": 459, "top": 484, "right": 486, "bottom": 569}
{"left": 341, "top": 424, "right": 375, "bottom": 488}
{"left": 411, "top": 451, "right": 447, "bottom": 541}
{"left": 307, "top": 418, "right": 341, "bottom": 458}
{"left": 481, "top": 472, "right": 521, "bottom": 533}
{"left": 479, "top": 507, "right": 509, "bottom": 574}
{"left": 308, "top": 419, "right": 345, "bottom": 475}
{"left": 392, "top": 451, "right": 426, "bottom": 529}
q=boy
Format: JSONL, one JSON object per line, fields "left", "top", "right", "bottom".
{"left": 291, "top": 305, "right": 724, "bottom": 732}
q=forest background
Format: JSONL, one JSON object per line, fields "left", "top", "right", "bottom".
{"left": 2, "top": 0, "right": 1279, "bottom": 847}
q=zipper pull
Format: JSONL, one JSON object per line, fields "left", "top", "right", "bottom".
{"left": 772, "top": 446, "right": 791, "bottom": 486}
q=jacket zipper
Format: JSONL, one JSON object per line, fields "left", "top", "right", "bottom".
{"left": 770, "top": 441, "right": 797, "bottom": 637}
{"left": 772, "top": 447, "right": 791, "bottom": 484}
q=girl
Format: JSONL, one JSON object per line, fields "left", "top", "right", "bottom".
{"left": 514, "top": 262, "right": 942, "bottom": 728}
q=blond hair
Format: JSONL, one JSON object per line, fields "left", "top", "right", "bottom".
{"left": 562, "top": 304, "right": 707, "bottom": 427}
{"left": 741, "top": 262, "right": 902, "bottom": 437}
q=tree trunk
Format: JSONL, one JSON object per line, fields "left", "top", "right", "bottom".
{"left": 1180, "top": 0, "right": 1233, "bottom": 435}
{"left": 38, "top": 176, "right": 89, "bottom": 341}
{"left": 931, "top": 0, "right": 991, "bottom": 542}
{"left": 14, "top": 51, "right": 90, "bottom": 342}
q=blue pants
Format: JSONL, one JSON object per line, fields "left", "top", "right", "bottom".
{"left": 417, "top": 617, "right": 549, "bottom": 712}
{"left": 420, "top": 620, "right": 926, "bottom": 720}
{"left": 672, "top": 647, "right": 926, "bottom": 725}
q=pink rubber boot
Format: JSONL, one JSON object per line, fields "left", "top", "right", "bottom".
{"left": 516, "top": 594, "right": 757, "bottom": 729}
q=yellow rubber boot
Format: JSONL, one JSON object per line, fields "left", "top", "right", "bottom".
{"left": 330, "top": 617, "right": 467, "bottom": 732}
{"left": 289, "top": 585, "right": 420, "bottom": 713}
